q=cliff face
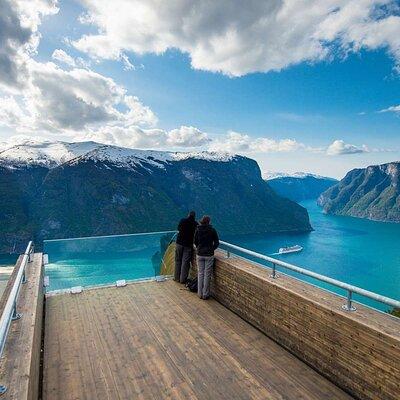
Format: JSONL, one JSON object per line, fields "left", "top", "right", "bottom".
{"left": 267, "top": 174, "right": 337, "bottom": 202}
{"left": 0, "top": 141, "right": 311, "bottom": 252}
{"left": 318, "top": 162, "right": 400, "bottom": 222}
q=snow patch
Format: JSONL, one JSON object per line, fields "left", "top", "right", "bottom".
{"left": 0, "top": 139, "right": 99, "bottom": 168}
{"left": 263, "top": 171, "right": 336, "bottom": 181}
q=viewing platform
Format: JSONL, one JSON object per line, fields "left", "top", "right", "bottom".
{"left": 0, "top": 235, "right": 399, "bottom": 400}
{"left": 43, "top": 280, "right": 352, "bottom": 400}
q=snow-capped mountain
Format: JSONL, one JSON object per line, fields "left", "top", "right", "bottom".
{"left": 0, "top": 140, "right": 234, "bottom": 169}
{"left": 265, "top": 172, "right": 338, "bottom": 202}
{"left": 263, "top": 171, "right": 336, "bottom": 181}
{"left": 0, "top": 140, "right": 100, "bottom": 168}
{"left": 0, "top": 139, "right": 311, "bottom": 253}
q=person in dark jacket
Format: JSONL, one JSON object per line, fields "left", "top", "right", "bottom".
{"left": 194, "top": 215, "right": 219, "bottom": 300}
{"left": 175, "top": 211, "right": 198, "bottom": 283}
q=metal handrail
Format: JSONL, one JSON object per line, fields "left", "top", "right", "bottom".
{"left": 220, "top": 240, "right": 400, "bottom": 312}
{"left": 0, "top": 241, "right": 34, "bottom": 388}
{"left": 44, "top": 230, "right": 177, "bottom": 242}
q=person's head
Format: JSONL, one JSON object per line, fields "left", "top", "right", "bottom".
{"left": 188, "top": 211, "right": 196, "bottom": 219}
{"left": 200, "top": 215, "right": 211, "bottom": 225}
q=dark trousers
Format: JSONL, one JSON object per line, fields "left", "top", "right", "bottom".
{"left": 175, "top": 244, "right": 192, "bottom": 283}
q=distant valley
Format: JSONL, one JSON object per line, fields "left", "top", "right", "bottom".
{"left": 265, "top": 172, "right": 337, "bottom": 202}
{"left": 318, "top": 162, "right": 400, "bottom": 223}
{"left": 0, "top": 140, "right": 311, "bottom": 253}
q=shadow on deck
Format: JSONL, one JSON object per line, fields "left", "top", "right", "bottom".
{"left": 43, "top": 280, "right": 353, "bottom": 400}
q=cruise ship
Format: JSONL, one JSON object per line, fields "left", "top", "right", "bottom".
{"left": 278, "top": 244, "right": 303, "bottom": 254}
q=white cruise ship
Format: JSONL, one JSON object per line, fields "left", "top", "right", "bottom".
{"left": 278, "top": 245, "right": 303, "bottom": 254}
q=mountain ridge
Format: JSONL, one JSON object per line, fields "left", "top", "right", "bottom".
{"left": 266, "top": 173, "right": 338, "bottom": 202}
{"left": 263, "top": 171, "right": 336, "bottom": 181}
{"left": 318, "top": 161, "right": 400, "bottom": 222}
{"left": 0, "top": 140, "right": 312, "bottom": 253}
{"left": 0, "top": 140, "right": 235, "bottom": 169}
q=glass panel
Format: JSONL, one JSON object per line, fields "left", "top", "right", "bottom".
{"left": 44, "top": 231, "right": 176, "bottom": 292}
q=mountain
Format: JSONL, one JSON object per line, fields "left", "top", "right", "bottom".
{"left": 0, "top": 140, "right": 311, "bottom": 253}
{"left": 265, "top": 172, "right": 337, "bottom": 202}
{"left": 318, "top": 162, "right": 400, "bottom": 222}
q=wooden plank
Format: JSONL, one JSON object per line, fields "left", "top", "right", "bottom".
{"left": 43, "top": 280, "right": 353, "bottom": 400}
{"left": 0, "top": 253, "right": 44, "bottom": 400}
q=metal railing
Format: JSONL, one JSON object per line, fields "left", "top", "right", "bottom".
{"left": 0, "top": 241, "right": 34, "bottom": 395}
{"left": 220, "top": 241, "right": 400, "bottom": 312}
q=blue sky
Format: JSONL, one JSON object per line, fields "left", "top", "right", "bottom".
{"left": 1, "top": 0, "right": 400, "bottom": 178}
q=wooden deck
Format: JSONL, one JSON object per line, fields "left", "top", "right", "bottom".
{"left": 43, "top": 280, "right": 354, "bottom": 400}
{"left": 0, "top": 253, "right": 44, "bottom": 400}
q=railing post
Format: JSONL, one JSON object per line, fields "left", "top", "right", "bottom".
{"left": 28, "top": 249, "right": 33, "bottom": 263}
{"left": 270, "top": 263, "right": 279, "bottom": 279}
{"left": 226, "top": 250, "right": 230, "bottom": 258}
{"left": 11, "top": 301, "right": 22, "bottom": 321}
{"left": 342, "top": 290, "right": 357, "bottom": 311}
{"left": 22, "top": 269, "right": 27, "bottom": 284}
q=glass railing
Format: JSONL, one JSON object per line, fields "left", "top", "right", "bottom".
{"left": 43, "top": 231, "right": 176, "bottom": 292}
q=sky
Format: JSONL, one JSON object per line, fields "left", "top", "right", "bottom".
{"left": 1, "top": 1, "right": 400, "bottom": 178}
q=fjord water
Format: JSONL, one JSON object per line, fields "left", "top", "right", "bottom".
{"left": 0, "top": 254, "right": 18, "bottom": 266}
{"left": 226, "top": 200, "right": 400, "bottom": 311}
{"left": 44, "top": 232, "right": 175, "bottom": 291}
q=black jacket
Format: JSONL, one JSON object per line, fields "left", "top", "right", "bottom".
{"left": 194, "top": 224, "right": 219, "bottom": 257}
{"left": 176, "top": 216, "right": 198, "bottom": 247}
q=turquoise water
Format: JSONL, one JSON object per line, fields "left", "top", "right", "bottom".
{"left": 44, "top": 232, "right": 175, "bottom": 291}
{"left": 44, "top": 203, "right": 399, "bottom": 311}
{"left": 0, "top": 254, "right": 18, "bottom": 266}
{"left": 225, "top": 200, "right": 400, "bottom": 311}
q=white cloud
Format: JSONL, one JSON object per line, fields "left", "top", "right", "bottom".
{"left": 120, "top": 54, "right": 135, "bottom": 71}
{"left": 0, "top": 0, "right": 163, "bottom": 146}
{"left": 51, "top": 49, "right": 90, "bottom": 69}
{"left": 379, "top": 104, "right": 400, "bottom": 113}
{"left": 52, "top": 49, "right": 76, "bottom": 67}
{"left": 72, "top": 0, "right": 400, "bottom": 76}
{"left": 0, "top": 63, "right": 210, "bottom": 148}
{"left": 209, "top": 131, "right": 306, "bottom": 153}
{"left": 76, "top": 125, "right": 209, "bottom": 149}
{"left": 0, "top": 0, "right": 209, "bottom": 154}
{"left": 209, "top": 133, "right": 379, "bottom": 157}
{"left": 167, "top": 126, "right": 210, "bottom": 147}
{"left": 326, "top": 139, "right": 369, "bottom": 155}
{"left": 0, "top": 61, "right": 158, "bottom": 135}
{"left": 0, "top": 96, "right": 28, "bottom": 127}
{"left": 0, "top": 0, "right": 58, "bottom": 91}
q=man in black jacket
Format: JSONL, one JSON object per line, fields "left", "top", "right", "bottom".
{"left": 194, "top": 215, "right": 219, "bottom": 299}
{"left": 175, "top": 211, "right": 198, "bottom": 283}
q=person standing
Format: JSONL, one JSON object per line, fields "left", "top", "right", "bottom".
{"left": 194, "top": 215, "right": 219, "bottom": 300}
{"left": 175, "top": 211, "right": 198, "bottom": 283}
